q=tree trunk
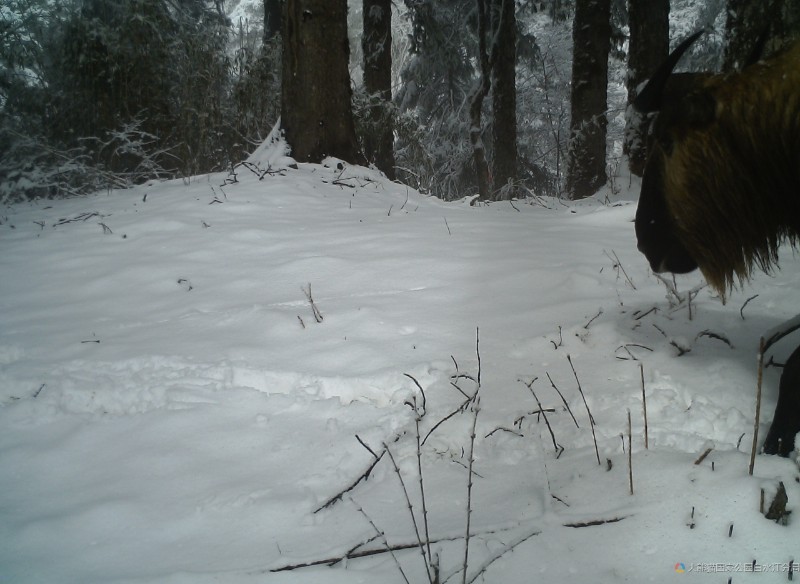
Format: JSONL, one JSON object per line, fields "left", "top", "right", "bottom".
{"left": 470, "top": 0, "right": 493, "bottom": 200}
{"left": 362, "top": 0, "right": 396, "bottom": 179}
{"left": 724, "top": 0, "right": 800, "bottom": 70}
{"left": 491, "top": 0, "right": 517, "bottom": 198}
{"left": 264, "top": 0, "right": 281, "bottom": 43}
{"left": 565, "top": 0, "right": 611, "bottom": 200}
{"left": 281, "top": 0, "right": 363, "bottom": 164}
{"left": 623, "top": 0, "right": 668, "bottom": 177}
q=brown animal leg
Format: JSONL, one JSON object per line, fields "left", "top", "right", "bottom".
{"left": 763, "top": 344, "right": 800, "bottom": 457}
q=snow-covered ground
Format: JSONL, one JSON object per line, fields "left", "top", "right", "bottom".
{"left": 2, "top": 140, "right": 799, "bottom": 583}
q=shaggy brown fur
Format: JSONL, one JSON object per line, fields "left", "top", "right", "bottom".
{"left": 653, "top": 40, "right": 800, "bottom": 296}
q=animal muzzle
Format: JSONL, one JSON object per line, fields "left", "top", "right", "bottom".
{"left": 638, "top": 239, "right": 698, "bottom": 275}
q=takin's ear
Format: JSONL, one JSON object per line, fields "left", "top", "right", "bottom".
{"left": 634, "top": 30, "right": 706, "bottom": 114}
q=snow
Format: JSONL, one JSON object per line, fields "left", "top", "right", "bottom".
{"left": 1, "top": 139, "right": 799, "bottom": 584}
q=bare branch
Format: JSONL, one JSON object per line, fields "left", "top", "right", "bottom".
{"left": 314, "top": 449, "right": 386, "bottom": 513}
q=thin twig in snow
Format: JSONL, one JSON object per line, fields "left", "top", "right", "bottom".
{"left": 604, "top": 249, "right": 636, "bottom": 289}
{"left": 314, "top": 449, "right": 386, "bottom": 513}
{"left": 633, "top": 306, "right": 658, "bottom": 321}
{"left": 351, "top": 499, "right": 412, "bottom": 584}
{"left": 740, "top": 294, "right": 759, "bottom": 319}
{"left": 302, "top": 284, "right": 323, "bottom": 323}
{"left": 550, "top": 325, "right": 563, "bottom": 349}
{"left": 568, "top": 355, "right": 600, "bottom": 465}
{"left": 521, "top": 378, "right": 561, "bottom": 455}
{"left": 413, "top": 398, "right": 433, "bottom": 571}
{"left": 384, "top": 445, "right": 433, "bottom": 583}
{"left": 584, "top": 308, "right": 603, "bottom": 329}
{"left": 653, "top": 323, "right": 690, "bottom": 356}
{"left": 404, "top": 373, "right": 427, "bottom": 414}
{"left": 464, "top": 528, "right": 541, "bottom": 584}
{"left": 449, "top": 381, "right": 471, "bottom": 400}
{"left": 422, "top": 397, "right": 472, "bottom": 445}
{"left": 355, "top": 434, "right": 379, "bottom": 459}
{"left": 462, "top": 398, "right": 480, "bottom": 584}
{"left": 696, "top": 330, "right": 733, "bottom": 348}
{"left": 546, "top": 371, "right": 579, "bottom": 428}
{"left": 475, "top": 327, "right": 482, "bottom": 387}
{"left": 484, "top": 426, "right": 524, "bottom": 439}
{"left": 452, "top": 372, "right": 478, "bottom": 384}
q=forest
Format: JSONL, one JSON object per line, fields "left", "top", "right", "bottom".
{"left": 3, "top": 0, "right": 795, "bottom": 205}
{"left": 3, "top": 1, "right": 800, "bottom": 582}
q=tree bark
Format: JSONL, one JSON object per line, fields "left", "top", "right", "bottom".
{"left": 565, "top": 0, "right": 611, "bottom": 200}
{"left": 623, "top": 0, "right": 668, "bottom": 177}
{"left": 264, "top": 0, "right": 281, "bottom": 43}
{"left": 491, "top": 0, "right": 517, "bottom": 198}
{"left": 281, "top": 0, "right": 363, "bottom": 164}
{"left": 470, "top": 0, "right": 493, "bottom": 200}
{"left": 362, "top": 0, "right": 396, "bottom": 179}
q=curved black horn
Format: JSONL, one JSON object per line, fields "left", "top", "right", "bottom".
{"left": 633, "top": 30, "right": 706, "bottom": 113}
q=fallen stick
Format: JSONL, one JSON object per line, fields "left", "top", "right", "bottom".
{"left": 694, "top": 448, "right": 713, "bottom": 465}
{"left": 269, "top": 525, "right": 527, "bottom": 573}
{"left": 563, "top": 515, "right": 629, "bottom": 528}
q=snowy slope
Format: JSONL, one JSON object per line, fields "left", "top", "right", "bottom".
{"left": 1, "top": 141, "right": 799, "bottom": 583}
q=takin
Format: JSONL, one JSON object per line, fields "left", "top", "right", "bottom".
{"left": 633, "top": 32, "right": 800, "bottom": 456}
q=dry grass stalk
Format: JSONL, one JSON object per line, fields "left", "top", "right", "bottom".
{"left": 627, "top": 409, "right": 634, "bottom": 495}
{"left": 568, "top": 355, "right": 600, "bottom": 465}
{"left": 749, "top": 336, "right": 765, "bottom": 476}
{"left": 640, "top": 364, "right": 648, "bottom": 449}
{"left": 546, "top": 371, "right": 579, "bottom": 428}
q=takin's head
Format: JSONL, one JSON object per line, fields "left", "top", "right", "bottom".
{"left": 633, "top": 32, "right": 800, "bottom": 297}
